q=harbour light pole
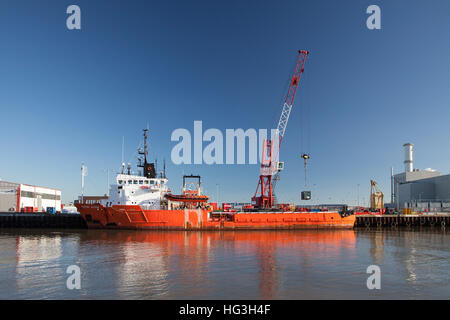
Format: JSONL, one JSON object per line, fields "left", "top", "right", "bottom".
{"left": 357, "top": 184, "right": 360, "bottom": 206}
{"left": 81, "top": 162, "right": 88, "bottom": 203}
{"left": 216, "top": 184, "right": 219, "bottom": 206}
{"left": 103, "top": 169, "right": 111, "bottom": 196}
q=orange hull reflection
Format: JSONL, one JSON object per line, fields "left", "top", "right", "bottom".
{"left": 82, "top": 229, "right": 356, "bottom": 244}
{"left": 77, "top": 229, "right": 356, "bottom": 299}
{"left": 75, "top": 204, "right": 356, "bottom": 230}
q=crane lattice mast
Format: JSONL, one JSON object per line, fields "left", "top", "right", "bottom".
{"left": 251, "top": 50, "right": 309, "bottom": 209}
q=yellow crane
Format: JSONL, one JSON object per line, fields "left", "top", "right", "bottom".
{"left": 370, "top": 179, "right": 384, "bottom": 210}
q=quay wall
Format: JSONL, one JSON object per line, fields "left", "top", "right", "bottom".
{"left": 0, "top": 213, "right": 86, "bottom": 229}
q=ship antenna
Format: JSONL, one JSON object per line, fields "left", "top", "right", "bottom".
{"left": 145, "top": 123, "right": 150, "bottom": 163}
{"left": 142, "top": 128, "right": 148, "bottom": 164}
{"left": 163, "top": 159, "right": 166, "bottom": 179}
{"left": 121, "top": 136, "right": 125, "bottom": 174}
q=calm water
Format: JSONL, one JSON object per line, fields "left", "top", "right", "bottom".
{"left": 0, "top": 228, "right": 449, "bottom": 299}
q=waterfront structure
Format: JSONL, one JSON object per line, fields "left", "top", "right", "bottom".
{"left": 0, "top": 180, "right": 61, "bottom": 212}
{"left": 392, "top": 143, "right": 450, "bottom": 211}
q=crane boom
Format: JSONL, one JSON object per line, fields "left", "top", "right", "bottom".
{"left": 276, "top": 50, "right": 309, "bottom": 146}
{"left": 252, "top": 50, "right": 309, "bottom": 209}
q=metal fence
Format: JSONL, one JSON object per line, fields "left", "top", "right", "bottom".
{"left": 407, "top": 199, "right": 450, "bottom": 213}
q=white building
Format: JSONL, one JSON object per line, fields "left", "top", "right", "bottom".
{"left": 0, "top": 180, "right": 62, "bottom": 212}
{"left": 392, "top": 144, "right": 450, "bottom": 211}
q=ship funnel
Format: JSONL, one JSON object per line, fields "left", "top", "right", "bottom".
{"left": 403, "top": 143, "right": 413, "bottom": 173}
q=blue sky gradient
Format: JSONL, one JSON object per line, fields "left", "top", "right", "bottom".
{"left": 1, "top": 0, "right": 449, "bottom": 204}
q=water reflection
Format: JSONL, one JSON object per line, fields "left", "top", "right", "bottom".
{"left": 358, "top": 229, "right": 449, "bottom": 298}
{"left": 369, "top": 231, "right": 385, "bottom": 265}
{"left": 0, "top": 229, "right": 448, "bottom": 299}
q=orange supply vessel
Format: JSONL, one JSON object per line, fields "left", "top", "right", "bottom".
{"left": 75, "top": 130, "right": 355, "bottom": 230}
{"left": 75, "top": 204, "right": 355, "bottom": 230}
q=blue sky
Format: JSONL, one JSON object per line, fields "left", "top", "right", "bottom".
{"left": 1, "top": 0, "right": 449, "bottom": 205}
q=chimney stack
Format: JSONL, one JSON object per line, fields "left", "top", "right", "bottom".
{"left": 403, "top": 143, "right": 413, "bottom": 173}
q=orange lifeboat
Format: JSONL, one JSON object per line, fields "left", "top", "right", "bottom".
{"left": 164, "top": 192, "right": 209, "bottom": 203}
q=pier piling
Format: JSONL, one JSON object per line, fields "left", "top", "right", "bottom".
{"left": 0, "top": 213, "right": 86, "bottom": 229}
{"left": 355, "top": 214, "right": 449, "bottom": 228}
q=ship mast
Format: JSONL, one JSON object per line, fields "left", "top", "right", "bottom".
{"left": 137, "top": 128, "right": 156, "bottom": 178}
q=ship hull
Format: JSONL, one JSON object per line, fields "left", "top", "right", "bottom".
{"left": 75, "top": 204, "right": 356, "bottom": 230}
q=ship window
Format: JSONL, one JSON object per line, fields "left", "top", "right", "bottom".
{"left": 144, "top": 180, "right": 149, "bottom": 184}
{"left": 139, "top": 180, "right": 143, "bottom": 184}
{"left": 118, "top": 180, "right": 123, "bottom": 184}
{"left": 128, "top": 180, "right": 132, "bottom": 184}
{"left": 133, "top": 180, "right": 137, "bottom": 184}
{"left": 150, "top": 180, "right": 155, "bottom": 185}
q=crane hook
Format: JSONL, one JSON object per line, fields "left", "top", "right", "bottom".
{"left": 301, "top": 153, "right": 310, "bottom": 167}
{"left": 301, "top": 154, "right": 310, "bottom": 187}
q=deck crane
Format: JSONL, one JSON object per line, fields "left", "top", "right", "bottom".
{"left": 370, "top": 179, "right": 384, "bottom": 211}
{"left": 251, "top": 50, "right": 309, "bottom": 209}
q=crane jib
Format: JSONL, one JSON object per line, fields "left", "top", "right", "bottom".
{"left": 252, "top": 50, "right": 309, "bottom": 209}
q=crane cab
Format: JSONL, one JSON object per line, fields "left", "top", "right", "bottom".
{"left": 277, "top": 161, "right": 284, "bottom": 172}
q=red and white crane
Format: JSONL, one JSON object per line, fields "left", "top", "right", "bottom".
{"left": 251, "top": 50, "right": 309, "bottom": 209}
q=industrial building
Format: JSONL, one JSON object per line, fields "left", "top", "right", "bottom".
{"left": 0, "top": 180, "right": 62, "bottom": 212}
{"left": 391, "top": 143, "right": 450, "bottom": 212}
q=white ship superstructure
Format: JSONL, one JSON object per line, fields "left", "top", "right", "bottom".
{"left": 98, "top": 128, "right": 169, "bottom": 210}
{"left": 102, "top": 173, "right": 168, "bottom": 209}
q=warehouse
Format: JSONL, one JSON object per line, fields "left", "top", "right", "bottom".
{"left": 0, "top": 180, "right": 62, "bottom": 212}
{"left": 392, "top": 144, "right": 450, "bottom": 212}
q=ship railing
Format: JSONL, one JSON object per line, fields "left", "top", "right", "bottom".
{"left": 209, "top": 212, "right": 234, "bottom": 222}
